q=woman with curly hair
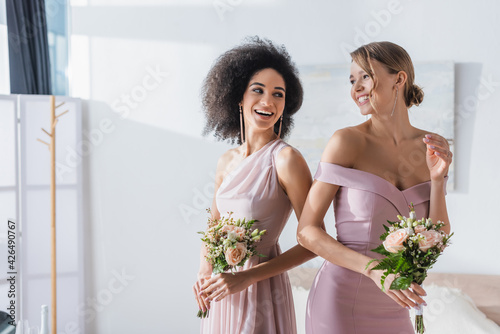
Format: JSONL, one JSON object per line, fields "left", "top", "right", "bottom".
{"left": 193, "top": 37, "right": 316, "bottom": 334}
{"left": 297, "top": 41, "right": 452, "bottom": 333}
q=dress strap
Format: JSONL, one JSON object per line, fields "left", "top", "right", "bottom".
{"left": 314, "top": 162, "right": 376, "bottom": 190}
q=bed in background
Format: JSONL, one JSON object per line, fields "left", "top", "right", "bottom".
{"left": 289, "top": 268, "right": 500, "bottom": 334}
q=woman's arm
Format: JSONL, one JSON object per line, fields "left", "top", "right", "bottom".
{"left": 192, "top": 153, "right": 227, "bottom": 313}
{"left": 297, "top": 130, "right": 427, "bottom": 309}
{"left": 200, "top": 146, "right": 317, "bottom": 303}
{"left": 423, "top": 133, "right": 452, "bottom": 234}
{"left": 297, "top": 131, "right": 376, "bottom": 274}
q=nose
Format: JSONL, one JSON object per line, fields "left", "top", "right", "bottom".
{"left": 260, "top": 93, "right": 273, "bottom": 106}
{"left": 353, "top": 80, "right": 363, "bottom": 92}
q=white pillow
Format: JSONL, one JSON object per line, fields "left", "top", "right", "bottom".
{"left": 410, "top": 284, "right": 500, "bottom": 334}
{"left": 292, "top": 286, "right": 309, "bottom": 334}
{"left": 292, "top": 284, "right": 500, "bottom": 334}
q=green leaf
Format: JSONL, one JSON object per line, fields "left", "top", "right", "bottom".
{"left": 380, "top": 272, "right": 389, "bottom": 292}
{"left": 380, "top": 232, "right": 389, "bottom": 241}
{"left": 372, "top": 261, "right": 391, "bottom": 271}
{"left": 371, "top": 256, "right": 398, "bottom": 271}
{"left": 390, "top": 276, "right": 413, "bottom": 290}
{"left": 394, "top": 256, "right": 407, "bottom": 273}
{"left": 365, "top": 258, "right": 379, "bottom": 269}
{"left": 371, "top": 244, "right": 391, "bottom": 256}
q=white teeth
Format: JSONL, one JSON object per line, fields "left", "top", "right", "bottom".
{"left": 255, "top": 110, "right": 272, "bottom": 116}
{"left": 358, "top": 96, "right": 369, "bottom": 103}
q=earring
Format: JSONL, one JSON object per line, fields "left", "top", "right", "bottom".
{"left": 277, "top": 115, "right": 283, "bottom": 139}
{"left": 239, "top": 105, "right": 245, "bottom": 144}
{"left": 390, "top": 86, "right": 399, "bottom": 117}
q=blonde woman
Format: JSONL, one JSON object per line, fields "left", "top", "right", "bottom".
{"left": 298, "top": 42, "right": 452, "bottom": 333}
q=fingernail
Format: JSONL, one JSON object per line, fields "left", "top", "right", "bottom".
{"left": 423, "top": 302, "right": 427, "bottom": 306}
{"left": 425, "top": 134, "right": 432, "bottom": 139}
{"left": 430, "top": 145, "right": 436, "bottom": 149}
{"left": 423, "top": 138, "right": 430, "bottom": 143}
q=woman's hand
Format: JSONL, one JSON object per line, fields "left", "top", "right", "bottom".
{"left": 193, "top": 273, "right": 212, "bottom": 313}
{"left": 423, "top": 134, "right": 453, "bottom": 181}
{"left": 200, "top": 271, "right": 254, "bottom": 303}
{"left": 369, "top": 269, "right": 427, "bottom": 309}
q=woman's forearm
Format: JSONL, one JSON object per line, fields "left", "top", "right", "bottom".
{"left": 429, "top": 179, "right": 451, "bottom": 234}
{"left": 243, "top": 245, "right": 316, "bottom": 285}
{"left": 298, "top": 225, "right": 375, "bottom": 278}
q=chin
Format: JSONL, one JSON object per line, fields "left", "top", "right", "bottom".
{"left": 359, "top": 109, "right": 373, "bottom": 116}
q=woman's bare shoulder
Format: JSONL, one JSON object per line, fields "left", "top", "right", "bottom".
{"left": 275, "top": 144, "right": 309, "bottom": 174}
{"left": 214, "top": 147, "right": 242, "bottom": 183}
{"left": 321, "top": 126, "right": 367, "bottom": 167}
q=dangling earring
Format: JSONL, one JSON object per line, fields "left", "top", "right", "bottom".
{"left": 277, "top": 115, "right": 283, "bottom": 139}
{"left": 239, "top": 105, "right": 245, "bottom": 143}
{"left": 391, "top": 86, "right": 399, "bottom": 117}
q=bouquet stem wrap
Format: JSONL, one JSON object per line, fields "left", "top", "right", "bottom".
{"left": 415, "top": 303, "right": 424, "bottom": 334}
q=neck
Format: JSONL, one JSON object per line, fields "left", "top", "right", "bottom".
{"left": 367, "top": 105, "right": 414, "bottom": 145}
{"left": 242, "top": 127, "right": 277, "bottom": 157}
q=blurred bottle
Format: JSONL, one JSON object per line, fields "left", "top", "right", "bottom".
{"left": 39, "top": 305, "right": 48, "bottom": 334}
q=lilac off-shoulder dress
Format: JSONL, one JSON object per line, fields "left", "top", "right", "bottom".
{"left": 306, "top": 162, "right": 442, "bottom": 334}
{"left": 201, "top": 139, "right": 297, "bottom": 334}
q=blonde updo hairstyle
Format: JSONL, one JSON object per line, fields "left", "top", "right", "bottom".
{"left": 350, "top": 41, "right": 424, "bottom": 108}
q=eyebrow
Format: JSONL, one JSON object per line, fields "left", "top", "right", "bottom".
{"left": 250, "top": 82, "right": 286, "bottom": 92}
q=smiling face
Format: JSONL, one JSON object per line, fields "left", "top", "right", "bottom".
{"left": 350, "top": 59, "right": 398, "bottom": 116}
{"left": 240, "top": 68, "right": 286, "bottom": 135}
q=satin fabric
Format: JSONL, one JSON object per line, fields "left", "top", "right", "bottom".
{"left": 201, "top": 139, "right": 297, "bottom": 334}
{"left": 306, "top": 162, "right": 445, "bottom": 334}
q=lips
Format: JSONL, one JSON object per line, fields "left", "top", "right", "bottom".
{"left": 357, "top": 95, "right": 369, "bottom": 105}
{"left": 254, "top": 109, "right": 273, "bottom": 117}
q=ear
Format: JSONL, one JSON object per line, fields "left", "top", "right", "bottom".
{"left": 395, "top": 71, "right": 407, "bottom": 87}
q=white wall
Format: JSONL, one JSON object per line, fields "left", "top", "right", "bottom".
{"left": 68, "top": 0, "right": 500, "bottom": 332}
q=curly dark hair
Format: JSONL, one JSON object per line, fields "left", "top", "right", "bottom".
{"left": 202, "top": 37, "right": 304, "bottom": 145}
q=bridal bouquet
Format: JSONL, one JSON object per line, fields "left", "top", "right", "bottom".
{"left": 367, "top": 203, "right": 453, "bottom": 334}
{"left": 197, "top": 210, "right": 266, "bottom": 318}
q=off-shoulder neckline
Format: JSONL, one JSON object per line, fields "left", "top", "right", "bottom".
{"left": 318, "top": 161, "right": 432, "bottom": 193}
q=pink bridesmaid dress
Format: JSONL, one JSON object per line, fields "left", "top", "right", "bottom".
{"left": 201, "top": 139, "right": 297, "bottom": 334}
{"left": 306, "top": 162, "right": 443, "bottom": 334}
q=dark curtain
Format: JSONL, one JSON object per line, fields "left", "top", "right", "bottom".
{"left": 6, "top": 0, "right": 51, "bottom": 94}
